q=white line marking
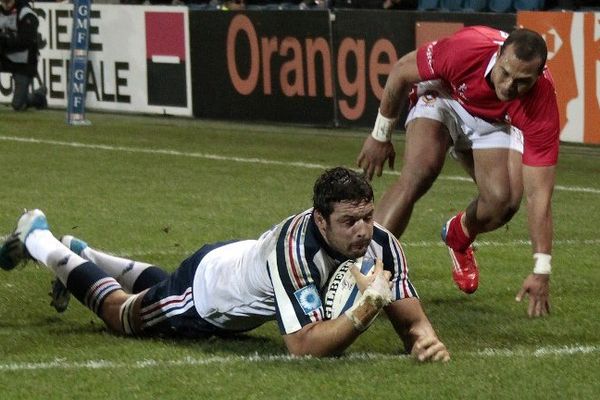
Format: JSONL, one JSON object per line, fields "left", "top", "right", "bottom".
{"left": 110, "top": 238, "right": 600, "bottom": 258}
{"left": 1, "top": 135, "right": 599, "bottom": 195}
{"left": 401, "top": 238, "right": 600, "bottom": 248}
{"left": 1, "top": 345, "right": 598, "bottom": 371}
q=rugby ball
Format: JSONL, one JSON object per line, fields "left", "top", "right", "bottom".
{"left": 323, "top": 257, "right": 375, "bottom": 319}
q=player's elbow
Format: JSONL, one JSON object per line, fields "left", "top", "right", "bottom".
{"left": 285, "top": 338, "right": 342, "bottom": 358}
{"left": 389, "top": 50, "right": 421, "bottom": 86}
{"left": 283, "top": 326, "right": 346, "bottom": 358}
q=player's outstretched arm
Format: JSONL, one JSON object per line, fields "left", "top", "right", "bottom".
{"left": 385, "top": 298, "right": 450, "bottom": 362}
{"left": 357, "top": 50, "right": 421, "bottom": 180}
{"left": 516, "top": 164, "right": 555, "bottom": 317}
{"left": 283, "top": 260, "right": 392, "bottom": 357}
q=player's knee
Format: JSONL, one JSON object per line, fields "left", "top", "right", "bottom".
{"left": 481, "top": 189, "right": 520, "bottom": 227}
{"left": 100, "top": 291, "right": 141, "bottom": 335}
{"left": 499, "top": 201, "right": 520, "bottom": 225}
{"left": 480, "top": 185, "right": 511, "bottom": 208}
{"left": 118, "top": 293, "right": 143, "bottom": 335}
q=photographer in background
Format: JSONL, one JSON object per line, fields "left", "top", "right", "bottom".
{"left": 0, "top": 0, "right": 46, "bottom": 111}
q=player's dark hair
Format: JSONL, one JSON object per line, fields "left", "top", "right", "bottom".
{"left": 313, "top": 167, "right": 373, "bottom": 219}
{"left": 501, "top": 28, "right": 547, "bottom": 75}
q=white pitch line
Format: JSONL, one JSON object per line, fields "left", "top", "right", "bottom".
{"left": 401, "top": 238, "right": 600, "bottom": 248}
{"left": 1, "top": 135, "right": 599, "bottom": 195}
{"left": 1, "top": 345, "right": 598, "bottom": 371}
{"left": 109, "top": 238, "right": 600, "bottom": 259}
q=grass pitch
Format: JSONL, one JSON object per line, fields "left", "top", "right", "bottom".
{"left": 0, "top": 108, "right": 599, "bottom": 399}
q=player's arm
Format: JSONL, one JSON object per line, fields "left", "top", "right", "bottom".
{"left": 515, "top": 164, "right": 555, "bottom": 317}
{"left": 357, "top": 50, "right": 422, "bottom": 180}
{"left": 283, "top": 261, "right": 391, "bottom": 357}
{"left": 385, "top": 298, "right": 450, "bottom": 362}
{"left": 282, "top": 310, "right": 372, "bottom": 357}
{"left": 379, "top": 50, "right": 422, "bottom": 119}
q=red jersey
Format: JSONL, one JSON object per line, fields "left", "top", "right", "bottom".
{"left": 415, "top": 26, "right": 560, "bottom": 166}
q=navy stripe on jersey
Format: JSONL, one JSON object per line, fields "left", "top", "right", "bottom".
{"left": 273, "top": 211, "right": 328, "bottom": 333}
{"left": 372, "top": 223, "right": 418, "bottom": 300}
{"left": 140, "top": 287, "right": 195, "bottom": 328}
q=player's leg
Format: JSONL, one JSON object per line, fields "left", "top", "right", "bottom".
{"left": 116, "top": 244, "right": 227, "bottom": 338}
{"left": 1, "top": 210, "right": 129, "bottom": 331}
{"left": 463, "top": 148, "right": 522, "bottom": 236}
{"left": 459, "top": 128, "right": 525, "bottom": 239}
{"left": 374, "top": 84, "right": 455, "bottom": 239}
{"left": 95, "top": 248, "right": 219, "bottom": 336}
{"left": 49, "top": 235, "right": 170, "bottom": 313}
{"left": 11, "top": 73, "right": 31, "bottom": 111}
{"left": 60, "top": 235, "right": 169, "bottom": 293}
{"left": 450, "top": 147, "right": 475, "bottom": 181}
{"left": 374, "top": 118, "right": 451, "bottom": 237}
{"left": 441, "top": 129, "right": 523, "bottom": 293}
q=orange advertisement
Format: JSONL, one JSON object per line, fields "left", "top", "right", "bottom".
{"left": 519, "top": 11, "right": 600, "bottom": 144}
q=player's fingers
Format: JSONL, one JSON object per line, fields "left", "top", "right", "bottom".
{"left": 364, "top": 164, "right": 374, "bottom": 181}
{"left": 534, "top": 299, "right": 543, "bottom": 317}
{"left": 356, "top": 151, "right": 365, "bottom": 169}
{"left": 539, "top": 298, "right": 548, "bottom": 317}
{"left": 515, "top": 287, "right": 526, "bottom": 302}
{"left": 432, "top": 348, "right": 450, "bottom": 363}
{"left": 350, "top": 264, "right": 377, "bottom": 290}
{"left": 412, "top": 336, "right": 435, "bottom": 355}
{"left": 418, "top": 341, "right": 445, "bottom": 362}
{"left": 388, "top": 151, "right": 395, "bottom": 170}
{"left": 382, "top": 270, "right": 392, "bottom": 281}
{"left": 527, "top": 298, "right": 535, "bottom": 317}
{"left": 374, "top": 258, "right": 384, "bottom": 274}
{"left": 349, "top": 264, "right": 364, "bottom": 279}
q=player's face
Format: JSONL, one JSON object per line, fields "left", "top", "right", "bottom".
{"left": 490, "top": 44, "right": 542, "bottom": 101}
{"left": 316, "top": 200, "right": 374, "bottom": 260}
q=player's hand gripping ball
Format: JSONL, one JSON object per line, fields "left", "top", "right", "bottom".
{"left": 323, "top": 257, "right": 375, "bottom": 319}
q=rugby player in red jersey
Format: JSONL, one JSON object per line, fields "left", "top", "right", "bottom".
{"left": 357, "top": 27, "right": 558, "bottom": 317}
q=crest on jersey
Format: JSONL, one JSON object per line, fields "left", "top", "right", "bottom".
{"left": 294, "top": 284, "right": 322, "bottom": 315}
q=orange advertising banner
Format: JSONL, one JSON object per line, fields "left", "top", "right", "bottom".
{"left": 519, "top": 11, "right": 600, "bottom": 144}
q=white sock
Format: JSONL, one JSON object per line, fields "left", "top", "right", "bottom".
{"left": 80, "top": 247, "right": 154, "bottom": 292}
{"left": 25, "top": 230, "right": 87, "bottom": 284}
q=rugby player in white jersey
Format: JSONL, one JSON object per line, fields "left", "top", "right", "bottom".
{"left": 0, "top": 167, "right": 449, "bottom": 362}
{"left": 357, "top": 27, "right": 559, "bottom": 317}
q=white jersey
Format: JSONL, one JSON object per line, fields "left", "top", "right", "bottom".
{"left": 192, "top": 208, "right": 417, "bottom": 334}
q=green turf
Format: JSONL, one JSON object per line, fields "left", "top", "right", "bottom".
{"left": 1, "top": 108, "right": 599, "bottom": 399}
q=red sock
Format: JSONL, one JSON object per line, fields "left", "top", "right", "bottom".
{"left": 445, "top": 212, "right": 474, "bottom": 252}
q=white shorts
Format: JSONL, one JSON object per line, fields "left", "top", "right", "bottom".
{"left": 405, "top": 80, "right": 524, "bottom": 154}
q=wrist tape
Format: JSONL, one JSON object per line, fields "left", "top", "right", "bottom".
{"left": 533, "top": 253, "right": 552, "bottom": 275}
{"left": 371, "top": 109, "right": 398, "bottom": 142}
{"left": 344, "top": 275, "right": 392, "bottom": 332}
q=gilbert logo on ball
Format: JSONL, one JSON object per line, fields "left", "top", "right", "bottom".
{"left": 323, "top": 257, "right": 375, "bottom": 319}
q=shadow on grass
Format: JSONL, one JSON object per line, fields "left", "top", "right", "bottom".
{"left": 31, "top": 316, "right": 288, "bottom": 356}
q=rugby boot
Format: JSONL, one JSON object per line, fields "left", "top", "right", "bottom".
{"left": 49, "top": 278, "right": 70, "bottom": 313}
{"left": 47, "top": 235, "right": 89, "bottom": 313}
{"left": 441, "top": 214, "right": 479, "bottom": 294}
{"left": 0, "top": 209, "right": 48, "bottom": 270}
{"left": 16, "top": 209, "right": 50, "bottom": 243}
{"left": 0, "top": 233, "right": 26, "bottom": 270}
